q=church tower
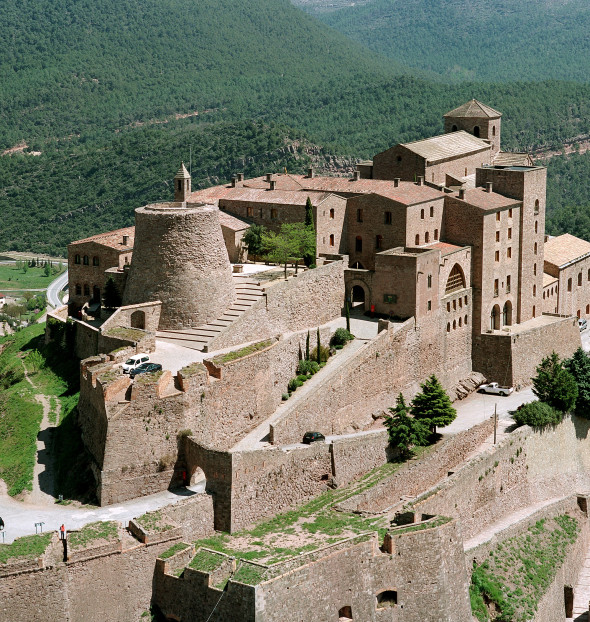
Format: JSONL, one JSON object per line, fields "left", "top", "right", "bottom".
{"left": 444, "top": 99, "right": 502, "bottom": 157}
{"left": 174, "top": 163, "right": 191, "bottom": 202}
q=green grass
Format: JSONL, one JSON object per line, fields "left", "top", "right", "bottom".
{"left": 68, "top": 521, "right": 119, "bottom": 549}
{"left": 103, "top": 326, "right": 147, "bottom": 342}
{"left": 470, "top": 515, "right": 580, "bottom": 621}
{"left": 232, "top": 562, "right": 266, "bottom": 586}
{"left": 189, "top": 549, "right": 226, "bottom": 572}
{"left": 212, "top": 340, "right": 274, "bottom": 365}
{"left": 390, "top": 516, "right": 452, "bottom": 535}
{"left": 135, "top": 510, "right": 174, "bottom": 533}
{"left": 179, "top": 362, "right": 207, "bottom": 377}
{"left": 0, "top": 533, "right": 52, "bottom": 564}
{"left": 159, "top": 542, "right": 191, "bottom": 560}
{"left": 0, "top": 264, "right": 64, "bottom": 291}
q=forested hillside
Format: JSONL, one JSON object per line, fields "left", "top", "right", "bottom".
{"left": 317, "top": 0, "right": 590, "bottom": 82}
{"left": 3, "top": 0, "right": 590, "bottom": 253}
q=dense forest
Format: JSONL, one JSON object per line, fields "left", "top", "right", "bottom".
{"left": 2, "top": 0, "right": 590, "bottom": 253}
{"left": 315, "top": 0, "right": 590, "bottom": 83}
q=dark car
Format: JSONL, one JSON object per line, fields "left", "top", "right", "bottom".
{"left": 130, "top": 362, "right": 163, "bottom": 379}
{"left": 302, "top": 431, "right": 326, "bottom": 444}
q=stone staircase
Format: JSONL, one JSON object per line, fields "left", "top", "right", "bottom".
{"left": 155, "top": 276, "right": 265, "bottom": 351}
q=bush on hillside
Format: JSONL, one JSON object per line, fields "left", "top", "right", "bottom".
{"left": 512, "top": 401, "right": 563, "bottom": 428}
{"left": 297, "top": 359, "right": 320, "bottom": 376}
{"left": 310, "top": 345, "right": 330, "bottom": 363}
{"left": 329, "top": 328, "right": 354, "bottom": 347}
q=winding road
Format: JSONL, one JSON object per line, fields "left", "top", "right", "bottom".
{"left": 46, "top": 270, "right": 68, "bottom": 308}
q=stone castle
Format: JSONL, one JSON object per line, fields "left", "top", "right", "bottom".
{"left": 4, "top": 100, "right": 590, "bottom": 621}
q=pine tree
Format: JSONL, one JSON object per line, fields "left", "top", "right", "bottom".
{"left": 103, "top": 277, "right": 122, "bottom": 309}
{"left": 564, "top": 347, "right": 590, "bottom": 418}
{"left": 384, "top": 394, "right": 429, "bottom": 459}
{"left": 316, "top": 327, "right": 321, "bottom": 365}
{"left": 306, "top": 330, "right": 310, "bottom": 360}
{"left": 303, "top": 196, "right": 316, "bottom": 267}
{"left": 533, "top": 351, "right": 578, "bottom": 413}
{"left": 410, "top": 374, "right": 457, "bottom": 433}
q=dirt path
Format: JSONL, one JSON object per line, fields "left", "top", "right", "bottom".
{"left": 23, "top": 367, "right": 60, "bottom": 505}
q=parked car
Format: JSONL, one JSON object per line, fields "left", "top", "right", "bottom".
{"left": 302, "top": 431, "right": 326, "bottom": 444}
{"left": 579, "top": 318, "right": 587, "bottom": 332}
{"left": 478, "top": 382, "right": 514, "bottom": 397}
{"left": 130, "top": 362, "right": 163, "bottom": 379}
{"left": 122, "top": 353, "right": 150, "bottom": 374}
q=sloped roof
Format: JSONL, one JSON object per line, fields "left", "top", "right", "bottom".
{"left": 218, "top": 211, "right": 250, "bottom": 231}
{"left": 69, "top": 226, "right": 135, "bottom": 250}
{"left": 456, "top": 188, "right": 520, "bottom": 212}
{"left": 544, "top": 233, "right": 590, "bottom": 268}
{"left": 543, "top": 273, "right": 558, "bottom": 288}
{"left": 444, "top": 99, "right": 502, "bottom": 119}
{"left": 494, "top": 152, "right": 534, "bottom": 167}
{"left": 429, "top": 242, "right": 465, "bottom": 256}
{"left": 399, "top": 131, "right": 490, "bottom": 163}
{"left": 220, "top": 188, "right": 330, "bottom": 206}
{"left": 174, "top": 163, "right": 190, "bottom": 179}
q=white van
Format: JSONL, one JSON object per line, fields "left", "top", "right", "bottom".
{"left": 122, "top": 353, "right": 150, "bottom": 374}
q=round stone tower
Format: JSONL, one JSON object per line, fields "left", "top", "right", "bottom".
{"left": 122, "top": 201, "right": 235, "bottom": 330}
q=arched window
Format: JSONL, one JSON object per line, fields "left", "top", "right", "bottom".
{"left": 434, "top": 229, "right": 439, "bottom": 240}
{"left": 447, "top": 322, "right": 450, "bottom": 332}
{"left": 453, "top": 320, "right": 456, "bottom": 330}
{"left": 473, "top": 126, "right": 480, "bottom": 137}
{"left": 92, "top": 256, "right": 100, "bottom": 266}
{"left": 534, "top": 199, "right": 540, "bottom": 215}
{"left": 533, "top": 284, "right": 536, "bottom": 296}
{"left": 579, "top": 273, "right": 583, "bottom": 286}
{"left": 329, "top": 234, "right": 334, "bottom": 247}
{"left": 503, "top": 301, "right": 512, "bottom": 326}
{"left": 459, "top": 317, "right": 462, "bottom": 327}
{"left": 338, "top": 606, "right": 353, "bottom": 620}
{"left": 533, "top": 305, "right": 536, "bottom": 317}
{"left": 490, "top": 305, "right": 501, "bottom": 330}
{"left": 535, "top": 221, "right": 538, "bottom": 234}
{"left": 74, "top": 254, "right": 81, "bottom": 265}
{"left": 376, "top": 591, "right": 397, "bottom": 609}
{"left": 415, "top": 234, "right": 420, "bottom": 245}
{"left": 425, "top": 231, "right": 430, "bottom": 243}
{"left": 451, "top": 125, "right": 458, "bottom": 132}
{"left": 329, "top": 208, "right": 334, "bottom": 219}
{"left": 445, "top": 264, "right": 466, "bottom": 294}
{"left": 83, "top": 284, "right": 90, "bottom": 296}
{"left": 492, "top": 126, "right": 496, "bottom": 137}
{"left": 355, "top": 236, "right": 362, "bottom": 252}
{"left": 534, "top": 242, "right": 538, "bottom": 255}
{"left": 75, "top": 284, "right": 81, "bottom": 296}
{"left": 83, "top": 255, "right": 89, "bottom": 265}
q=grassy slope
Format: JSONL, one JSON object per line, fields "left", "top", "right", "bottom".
{"left": 319, "top": 0, "right": 590, "bottom": 83}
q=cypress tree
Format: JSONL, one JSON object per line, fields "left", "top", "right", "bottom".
{"left": 304, "top": 196, "right": 316, "bottom": 267}
{"left": 316, "top": 327, "right": 321, "bottom": 365}
{"left": 306, "top": 330, "right": 310, "bottom": 360}
{"left": 345, "top": 300, "right": 351, "bottom": 332}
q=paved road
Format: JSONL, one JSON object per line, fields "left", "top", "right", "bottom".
{"left": 46, "top": 270, "right": 68, "bottom": 308}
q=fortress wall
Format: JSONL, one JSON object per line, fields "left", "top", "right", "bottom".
{"left": 161, "top": 494, "right": 215, "bottom": 542}
{"left": 330, "top": 430, "right": 390, "bottom": 487}
{"left": 337, "top": 417, "right": 495, "bottom": 514}
{"left": 100, "top": 301, "right": 162, "bottom": 334}
{"left": 410, "top": 417, "right": 590, "bottom": 543}
{"left": 270, "top": 315, "right": 472, "bottom": 445}
{"left": 205, "top": 259, "right": 345, "bottom": 352}
{"left": 229, "top": 443, "right": 333, "bottom": 531}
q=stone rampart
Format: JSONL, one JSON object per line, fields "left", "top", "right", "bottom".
{"left": 330, "top": 430, "right": 390, "bottom": 486}
{"left": 100, "top": 300, "right": 161, "bottom": 334}
{"left": 205, "top": 259, "right": 345, "bottom": 352}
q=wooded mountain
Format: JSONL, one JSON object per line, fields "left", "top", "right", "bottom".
{"left": 3, "top": 0, "right": 590, "bottom": 254}
{"left": 316, "top": 0, "right": 590, "bottom": 82}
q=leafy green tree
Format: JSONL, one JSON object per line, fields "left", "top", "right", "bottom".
{"left": 102, "top": 277, "right": 122, "bottom": 309}
{"left": 410, "top": 374, "right": 457, "bottom": 433}
{"left": 262, "top": 228, "right": 295, "bottom": 280}
{"left": 243, "top": 224, "right": 267, "bottom": 260}
{"left": 282, "top": 222, "right": 316, "bottom": 274}
{"left": 43, "top": 262, "right": 51, "bottom": 277}
{"left": 384, "top": 393, "right": 429, "bottom": 459}
{"left": 532, "top": 351, "right": 578, "bottom": 413}
{"left": 564, "top": 347, "right": 590, "bottom": 418}
{"left": 512, "top": 401, "right": 563, "bottom": 428}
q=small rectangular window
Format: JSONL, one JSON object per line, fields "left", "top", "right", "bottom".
{"left": 506, "top": 275, "right": 511, "bottom": 293}
{"left": 427, "top": 300, "right": 432, "bottom": 311}
{"left": 430, "top": 206, "right": 434, "bottom": 217}
{"left": 494, "top": 279, "right": 499, "bottom": 297}
{"left": 384, "top": 211, "right": 392, "bottom": 225}
{"left": 247, "top": 206, "right": 253, "bottom": 218}
{"left": 508, "top": 227, "right": 512, "bottom": 240}
{"left": 495, "top": 250, "right": 499, "bottom": 262}
{"left": 427, "top": 274, "right": 432, "bottom": 288}
{"left": 357, "top": 208, "right": 363, "bottom": 223}
{"left": 421, "top": 209, "right": 425, "bottom": 219}
{"left": 568, "top": 278, "right": 573, "bottom": 292}
{"left": 508, "top": 209, "right": 513, "bottom": 218}
{"left": 271, "top": 208, "right": 278, "bottom": 219}
{"left": 496, "top": 212, "right": 501, "bottom": 222}
{"left": 330, "top": 208, "right": 334, "bottom": 219}
{"left": 495, "top": 231, "right": 500, "bottom": 243}
{"left": 507, "top": 247, "right": 511, "bottom": 259}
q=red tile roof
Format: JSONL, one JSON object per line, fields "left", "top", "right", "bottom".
{"left": 69, "top": 226, "right": 135, "bottom": 250}
{"left": 429, "top": 242, "right": 465, "bottom": 256}
{"left": 455, "top": 188, "right": 520, "bottom": 212}
{"left": 218, "top": 211, "right": 250, "bottom": 231}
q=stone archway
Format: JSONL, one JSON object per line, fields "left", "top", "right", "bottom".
{"left": 351, "top": 285, "right": 366, "bottom": 310}
{"left": 130, "top": 309, "right": 146, "bottom": 330}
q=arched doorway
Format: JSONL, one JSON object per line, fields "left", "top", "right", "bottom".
{"left": 445, "top": 264, "right": 466, "bottom": 295}
{"left": 473, "top": 125, "right": 480, "bottom": 137}
{"left": 338, "top": 606, "right": 353, "bottom": 620}
{"left": 490, "top": 304, "right": 501, "bottom": 330}
{"left": 130, "top": 310, "right": 146, "bottom": 330}
{"left": 351, "top": 285, "right": 366, "bottom": 310}
{"left": 502, "top": 301, "right": 512, "bottom": 326}
{"left": 92, "top": 286, "right": 101, "bottom": 303}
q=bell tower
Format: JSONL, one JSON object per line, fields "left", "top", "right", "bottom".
{"left": 444, "top": 99, "right": 502, "bottom": 157}
{"left": 174, "top": 163, "right": 191, "bottom": 202}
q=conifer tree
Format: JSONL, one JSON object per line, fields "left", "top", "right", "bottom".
{"left": 410, "top": 374, "right": 457, "bottom": 433}
{"left": 345, "top": 299, "right": 351, "bottom": 332}
{"left": 304, "top": 196, "right": 316, "bottom": 267}
{"left": 533, "top": 351, "right": 578, "bottom": 413}
{"left": 384, "top": 393, "right": 429, "bottom": 459}
{"left": 564, "top": 347, "right": 590, "bottom": 418}
{"left": 306, "top": 330, "right": 310, "bottom": 360}
{"left": 316, "top": 327, "right": 321, "bottom": 365}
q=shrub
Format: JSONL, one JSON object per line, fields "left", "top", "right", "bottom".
{"left": 330, "top": 328, "right": 354, "bottom": 347}
{"left": 296, "top": 374, "right": 308, "bottom": 383}
{"left": 177, "top": 429, "right": 193, "bottom": 438}
{"left": 512, "top": 401, "right": 563, "bottom": 428}
{"left": 282, "top": 393, "right": 289, "bottom": 401}
{"left": 288, "top": 377, "right": 303, "bottom": 392}
{"left": 310, "top": 345, "right": 330, "bottom": 363}
{"left": 297, "top": 359, "right": 319, "bottom": 376}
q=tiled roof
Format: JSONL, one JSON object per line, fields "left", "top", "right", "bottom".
{"left": 456, "top": 188, "right": 520, "bottom": 212}
{"left": 220, "top": 188, "right": 330, "bottom": 206}
{"left": 444, "top": 99, "right": 502, "bottom": 119}
{"left": 494, "top": 152, "right": 534, "bottom": 167}
{"left": 430, "top": 242, "right": 465, "bottom": 256}
{"left": 69, "top": 226, "right": 135, "bottom": 250}
{"left": 544, "top": 233, "right": 590, "bottom": 268}
{"left": 218, "top": 211, "right": 250, "bottom": 231}
{"left": 174, "top": 163, "right": 190, "bottom": 179}
{"left": 400, "top": 131, "right": 490, "bottom": 163}
{"left": 543, "top": 273, "right": 558, "bottom": 288}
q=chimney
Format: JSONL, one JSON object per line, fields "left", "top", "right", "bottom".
{"left": 417, "top": 176, "right": 424, "bottom": 186}
{"left": 123, "top": 234, "right": 129, "bottom": 246}
{"left": 308, "top": 167, "right": 314, "bottom": 178}
{"left": 231, "top": 177, "right": 237, "bottom": 188}
{"left": 394, "top": 178, "right": 400, "bottom": 188}
{"left": 485, "top": 182, "right": 493, "bottom": 193}
{"left": 237, "top": 173, "right": 244, "bottom": 181}
{"left": 266, "top": 173, "right": 273, "bottom": 183}
{"left": 269, "top": 180, "right": 276, "bottom": 191}
{"left": 459, "top": 188, "right": 466, "bottom": 200}
{"left": 352, "top": 170, "right": 360, "bottom": 181}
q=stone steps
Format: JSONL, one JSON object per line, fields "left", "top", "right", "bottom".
{"left": 156, "top": 275, "right": 265, "bottom": 351}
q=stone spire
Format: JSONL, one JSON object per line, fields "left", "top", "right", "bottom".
{"left": 174, "top": 163, "right": 191, "bottom": 201}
